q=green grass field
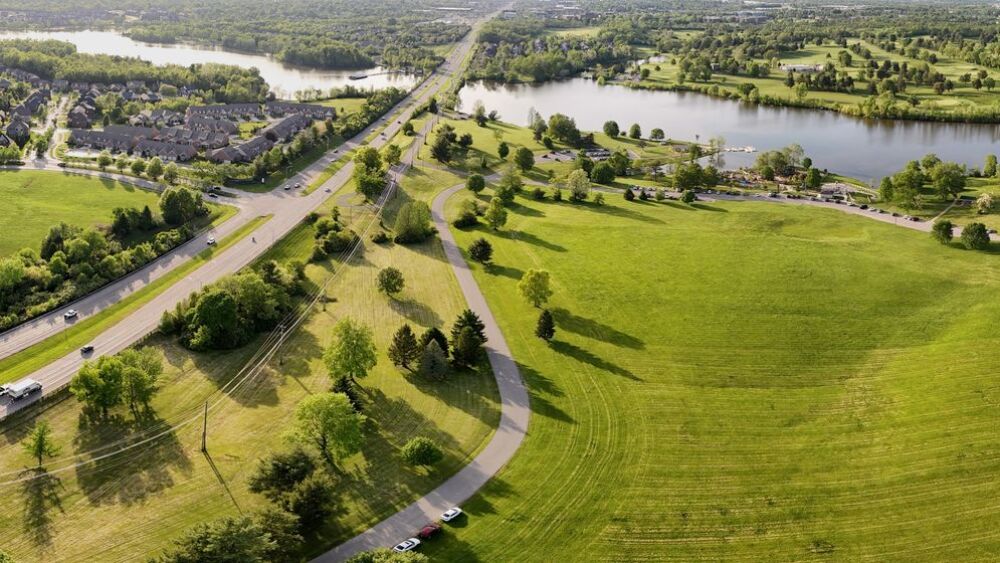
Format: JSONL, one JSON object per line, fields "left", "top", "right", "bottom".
{"left": 429, "top": 189, "right": 1000, "bottom": 560}
{"left": 0, "top": 170, "right": 163, "bottom": 255}
{"left": 0, "top": 164, "right": 499, "bottom": 562}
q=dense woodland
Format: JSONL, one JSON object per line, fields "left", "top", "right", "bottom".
{"left": 0, "top": 39, "right": 268, "bottom": 102}
{"left": 0, "top": 0, "right": 490, "bottom": 72}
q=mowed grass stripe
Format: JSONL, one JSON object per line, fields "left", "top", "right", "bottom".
{"left": 427, "top": 191, "right": 1000, "bottom": 561}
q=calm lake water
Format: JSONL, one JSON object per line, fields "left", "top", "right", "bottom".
{"left": 459, "top": 78, "right": 1000, "bottom": 181}
{"left": 0, "top": 30, "right": 419, "bottom": 98}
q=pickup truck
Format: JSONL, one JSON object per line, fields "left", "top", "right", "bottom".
{"left": 1, "top": 378, "right": 42, "bottom": 401}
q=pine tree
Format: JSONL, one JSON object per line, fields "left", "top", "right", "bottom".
{"left": 451, "top": 326, "right": 484, "bottom": 368}
{"left": 451, "top": 309, "right": 487, "bottom": 343}
{"left": 535, "top": 310, "right": 555, "bottom": 342}
{"left": 23, "top": 420, "right": 60, "bottom": 467}
{"left": 419, "top": 341, "right": 449, "bottom": 379}
{"left": 388, "top": 324, "right": 421, "bottom": 371}
{"left": 420, "top": 327, "right": 449, "bottom": 355}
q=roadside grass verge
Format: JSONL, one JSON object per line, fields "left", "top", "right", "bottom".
{"left": 0, "top": 215, "right": 270, "bottom": 385}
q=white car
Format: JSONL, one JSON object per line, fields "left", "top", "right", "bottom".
{"left": 63, "top": 309, "right": 78, "bottom": 319}
{"left": 441, "top": 507, "right": 463, "bottom": 522}
{"left": 207, "top": 236, "right": 217, "bottom": 245}
{"left": 392, "top": 538, "right": 420, "bottom": 553}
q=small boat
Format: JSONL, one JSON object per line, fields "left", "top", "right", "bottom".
{"left": 348, "top": 73, "right": 367, "bottom": 80}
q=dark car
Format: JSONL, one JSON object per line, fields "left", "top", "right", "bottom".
{"left": 859, "top": 204, "right": 868, "bottom": 210}
{"left": 417, "top": 523, "right": 441, "bottom": 540}
{"left": 81, "top": 345, "right": 94, "bottom": 354}
{"left": 891, "top": 212, "right": 901, "bottom": 217}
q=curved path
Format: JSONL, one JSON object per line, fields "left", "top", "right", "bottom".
{"left": 312, "top": 184, "right": 530, "bottom": 562}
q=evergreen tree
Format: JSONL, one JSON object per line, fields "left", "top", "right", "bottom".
{"left": 419, "top": 340, "right": 449, "bottom": 379}
{"left": 535, "top": 310, "right": 556, "bottom": 342}
{"left": 388, "top": 324, "right": 421, "bottom": 371}
{"left": 420, "top": 327, "right": 449, "bottom": 355}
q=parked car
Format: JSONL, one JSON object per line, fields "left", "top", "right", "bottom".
{"left": 859, "top": 204, "right": 869, "bottom": 210}
{"left": 891, "top": 212, "right": 901, "bottom": 217}
{"left": 207, "top": 237, "right": 217, "bottom": 245}
{"left": 208, "top": 193, "right": 219, "bottom": 198}
{"left": 64, "top": 309, "right": 78, "bottom": 319}
{"left": 441, "top": 507, "right": 463, "bottom": 522}
{"left": 418, "top": 523, "right": 441, "bottom": 540}
{"left": 392, "top": 538, "right": 420, "bottom": 553}
{"left": 283, "top": 184, "right": 291, "bottom": 190}
{"left": 81, "top": 345, "right": 94, "bottom": 354}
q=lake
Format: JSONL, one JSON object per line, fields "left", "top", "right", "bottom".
{"left": 0, "top": 30, "right": 419, "bottom": 98}
{"left": 459, "top": 78, "right": 1000, "bottom": 181}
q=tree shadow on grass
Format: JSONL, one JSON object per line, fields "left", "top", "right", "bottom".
{"left": 389, "top": 296, "right": 445, "bottom": 328}
{"left": 402, "top": 366, "right": 501, "bottom": 424}
{"left": 73, "top": 410, "right": 193, "bottom": 506}
{"left": 497, "top": 229, "right": 566, "bottom": 252}
{"left": 574, "top": 200, "right": 665, "bottom": 224}
{"left": 508, "top": 200, "right": 545, "bottom": 218}
{"left": 550, "top": 340, "right": 641, "bottom": 381}
{"left": 517, "top": 363, "right": 574, "bottom": 424}
{"left": 691, "top": 203, "right": 727, "bottom": 212}
{"left": 485, "top": 263, "right": 524, "bottom": 281}
{"left": 551, "top": 308, "right": 645, "bottom": 350}
{"left": 20, "top": 467, "right": 64, "bottom": 547}
{"left": 662, "top": 200, "right": 697, "bottom": 211}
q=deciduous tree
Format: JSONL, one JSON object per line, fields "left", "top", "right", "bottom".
{"left": 324, "top": 318, "right": 377, "bottom": 384}
{"left": 518, "top": 269, "right": 553, "bottom": 308}
{"left": 288, "top": 392, "right": 364, "bottom": 463}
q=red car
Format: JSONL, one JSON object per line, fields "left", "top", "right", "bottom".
{"left": 417, "top": 523, "right": 441, "bottom": 540}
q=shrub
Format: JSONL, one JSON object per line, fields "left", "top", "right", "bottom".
{"left": 532, "top": 187, "right": 546, "bottom": 200}
{"left": 394, "top": 201, "right": 433, "bottom": 244}
{"left": 452, "top": 211, "right": 478, "bottom": 228}
{"left": 961, "top": 222, "right": 990, "bottom": 250}
{"left": 401, "top": 437, "right": 444, "bottom": 466}
{"left": 371, "top": 231, "right": 390, "bottom": 244}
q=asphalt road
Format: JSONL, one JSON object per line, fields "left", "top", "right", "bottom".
{"left": 311, "top": 181, "right": 530, "bottom": 562}
{"left": 0, "top": 25, "right": 472, "bottom": 419}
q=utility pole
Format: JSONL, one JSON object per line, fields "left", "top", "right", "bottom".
{"left": 200, "top": 401, "right": 208, "bottom": 453}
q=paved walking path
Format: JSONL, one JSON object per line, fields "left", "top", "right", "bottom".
{"left": 312, "top": 183, "right": 530, "bottom": 562}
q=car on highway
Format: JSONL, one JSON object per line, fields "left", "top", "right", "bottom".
{"left": 1, "top": 378, "right": 42, "bottom": 401}
{"left": 208, "top": 193, "right": 219, "bottom": 198}
{"left": 283, "top": 184, "right": 291, "bottom": 190}
{"left": 80, "top": 345, "right": 94, "bottom": 354}
{"left": 418, "top": 523, "right": 441, "bottom": 540}
{"left": 64, "top": 309, "right": 78, "bottom": 319}
{"left": 207, "top": 236, "right": 217, "bottom": 245}
{"left": 392, "top": 538, "right": 420, "bottom": 552}
{"left": 441, "top": 507, "right": 462, "bottom": 522}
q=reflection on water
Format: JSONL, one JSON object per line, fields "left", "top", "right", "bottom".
{"left": 0, "top": 30, "right": 419, "bottom": 98}
{"left": 459, "top": 78, "right": 1000, "bottom": 181}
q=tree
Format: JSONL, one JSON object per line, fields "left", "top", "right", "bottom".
{"left": 566, "top": 169, "right": 591, "bottom": 201}
{"left": 354, "top": 146, "right": 382, "bottom": 171}
{"left": 535, "top": 310, "right": 555, "bottom": 342}
{"left": 495, "top": 168, "right": 522, "bottom": 204}
{"left": 878, "top": 176, "right": 895, "bottom": 202}
{"left": 354, "top": 166, "right": 386, "bottom": 201}
{"left": 451, "top": 309, "right": 487, "bottom": 345}
{"left": 468, "top": 238, "right": 493, "bottom": 264}
{"left": 388, "top": 324, "right": 421, "bottom": 371}
{"left": 248, "top": 448, "right": 317, "bottom": 502}
{"left": 628, "top": 123, "right": 642, "bottom": 139}
{"left": 514, "top": 146, "right": 534, "bottom": 172}
{"left": 96, "top": 150, "right": 113, "bottom": 170}
{"left": 603, "top": 120, "right": 620, "bottom": 137}
{"left": 146, "top": 157, "right": 164, "bottom": 181}
{"left": 393, "top": 201, "right": 432, "bottom": 243}
{"left": 430, "top": 134, "right": 451, "bottom": 163}
{"left": 518, "top": 269, "right": 553, "bottom": 308}
{"left": 376, "top": 267, "right": 405, "bottom": 296}
{"left": 283, "top": 472, "right": 337, "bottom": 533}
{"left": 466, "top": 174, "right": 485, "bottom": 194}
{"left": 159, "top": 186, "right": 204, "bottom": 225}
{"left": 450, "top": 326, "right": 483, "bottom": 368}
{"left": 589, "top": 162, "right": 615, "bottom": 185}
{"left": 624, "top": 187, "right": 635, "bottom": 201}
{"left": 929, "top": 162, "right": 966, "bottom": 200}
{"left": 961, "top": 222, "right": 990, "bottom": 250}
{"left": 115, "top": 155, "right": 129, "bottom": 173}
{"left": 400, "top": 437, "right": 443, "bottom": 466}
{"left": 23, "top": 420, "right": 59, "bottom": 467}
{"left": 931, "top": 219, "right": 954, "bottom": 244}
{"left": 976, "top": 192, "right": 994, "bottom": 214}
{"left": 71, "top": 356, "right": 126, "bottom": 416}
{"left": 418, "top": 340, "right": 449, "bottom": 379}
{"left": 805, "top": 167, "right": 823, "bottom": 189}
{"left": 163, "top": 162, "right": 178, "bottom": 184}
{"left": 650, "top": 128, "right": 665, "bottom": 141}
{"left": 158, "top": 514, "right": 295, "bottom": 563}
{"left": 130, "top": 158, "right": 147, "bottom": 176}
{"left": 547, "top": 113, "right": 581, "bottom": 146}
{"left": 681, "top": 190, "right": 697, "bottom": 204}
{"left": 674, "top": 162, "right": 704, "bottom": 190}
{"left": 119, "top": 347, "right": 162, "bottom": 414}
{"left": 985, "top": 154, "right": 998, "bottom": 177}
{"left": 324, "top": 318, "right": 377, "bottom": 384}
{"left": 384, "top": 143, "right": 402, "bottom": 166}
{"left": 497, "top": 141, "right": 509, "bottom": 160}
{"left": 484, "top": 197, "right": 508, "bottom": 230}
{"left": 420, "top": 327, "right": 448, "bottom": 355}
{"left": 288, "top": 392, "right": 364, "bottom": 463}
